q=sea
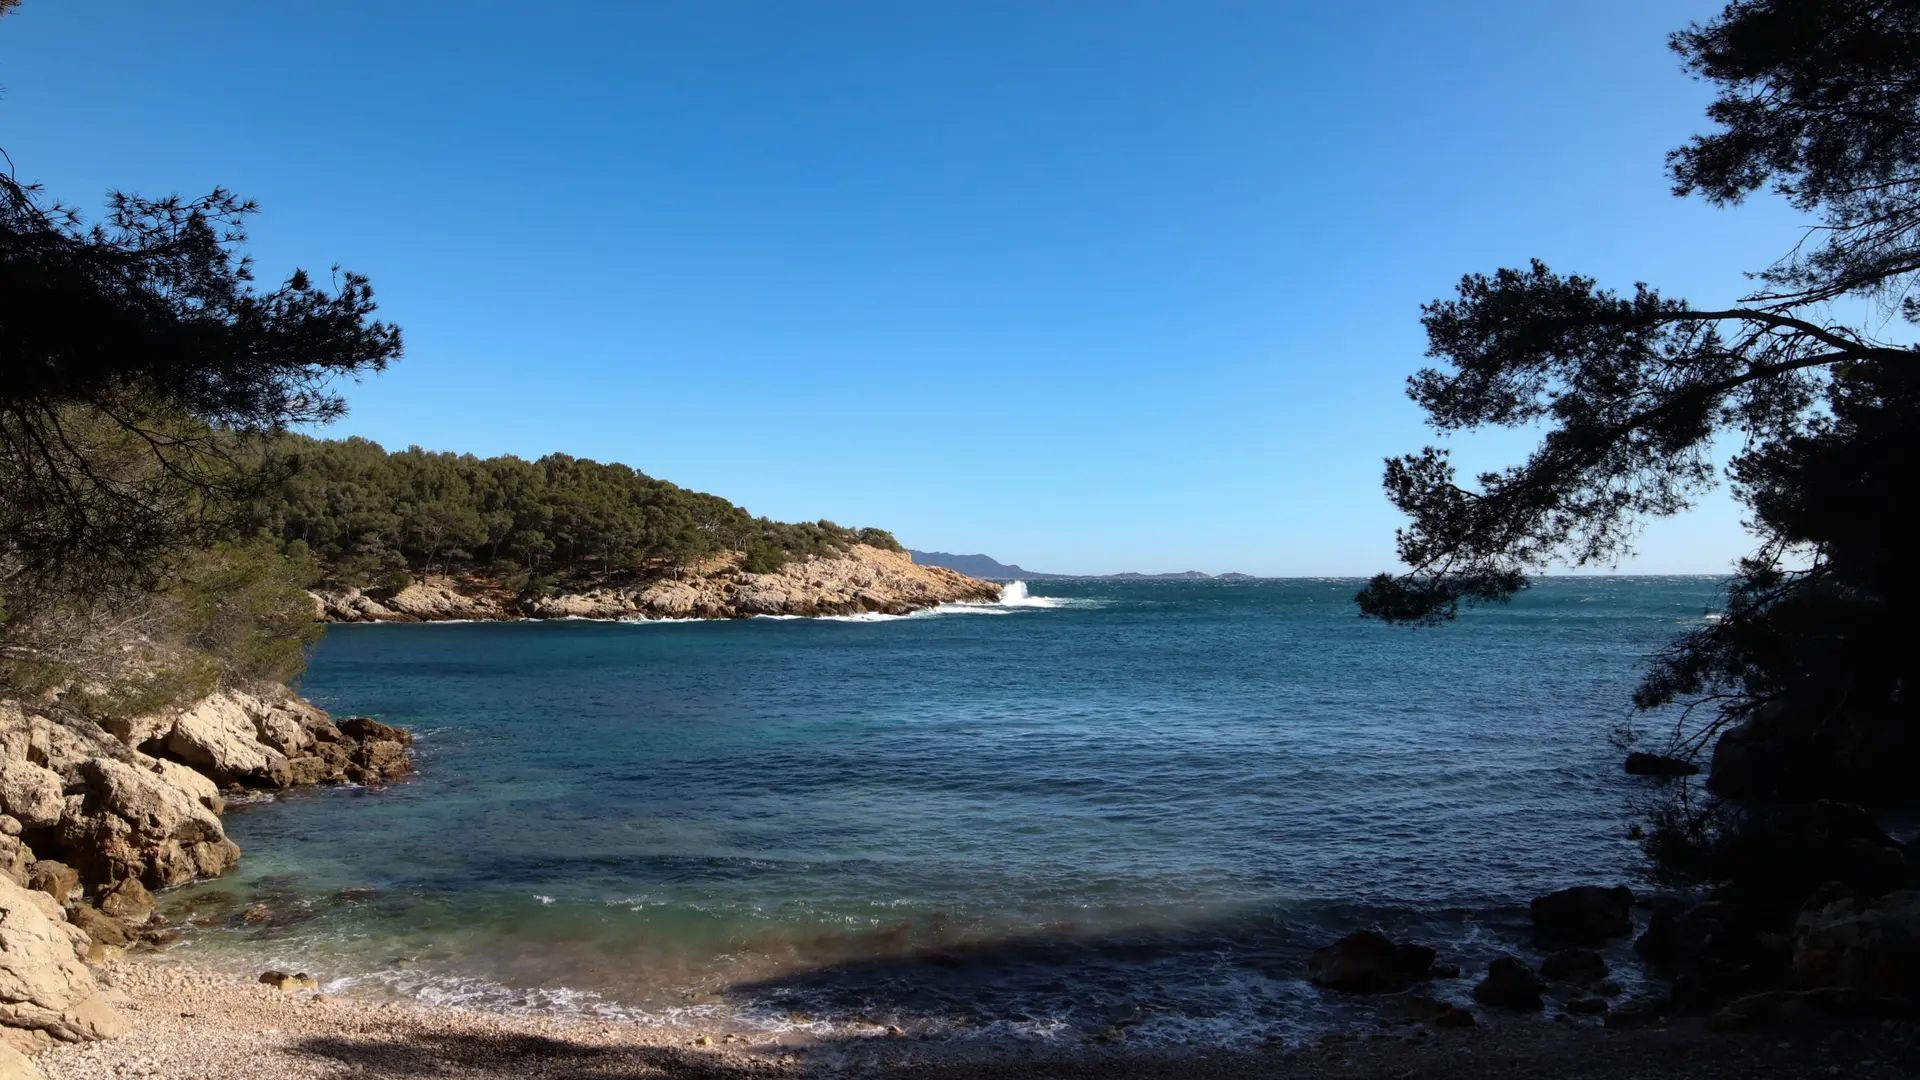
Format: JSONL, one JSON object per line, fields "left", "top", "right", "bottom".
{"left": 162, "top": 576, "right": 1725, "bottom": 1046}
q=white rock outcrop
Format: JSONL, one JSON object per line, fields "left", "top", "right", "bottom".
{"left": 313, "top": 544, "right": 1002, "bottom": 623}
{"left": 0, "top": 876, "right": 124, "bottom": 1047}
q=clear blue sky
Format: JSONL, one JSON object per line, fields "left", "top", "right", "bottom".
{"left": 2, "top": 1, "right": 1804, "bottom": 574}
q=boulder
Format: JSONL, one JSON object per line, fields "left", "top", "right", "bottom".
{"left": 23, "top": 864, "right": 76, "bottom": 907}
{"left": 0, "top": 877, "right": 125, "bottom": 1044}
{"left": 1539, "top": 947, "right": 1608, "bottom": 985}
{"left": 1790, "top": 889, "right": 1920, "bottom": 996}
{"left": 0, "top": 762, "right": 66, "bottom": 831}
{"left": 1397, "top": 995, "right": 1475, "bottom": 1028}
{"left": 1624, "top": 752, "right": 1699, "bottom": 777}
{"left": 56, "top": 758, "right": 237, "bottom": 889}
{"left": 1306, "top": 930, "right": 1437, "bottom": 993}
{"left": 250, "top": 707, "right": 310, "bottom": 758}
{"left": 337, "top": 717, "right": 412, "bottom": 746}
{"left": 62, "top": 907, "right": 132, "bottom": 951}
{"left": 349, "top": 739, "right": 410, "bottom": 782}
{"left": 1531, "top": 885, "right": 1633, "bottom": 945}
{"left": 1472, "top": 956, "right": 1545, "bottom": 1011}
{"left": 1565, "top": 997, "right": 1611, "bottom": 1015}
{"left": 95, "top": 879, "right": 153, "bottom": 923}
{"left": 147, "top": 758, "right": 223, "bottom": 815}
{"left": 0, "top": 1043, "right": 42, "bottom": 1080}
{"left": 164, "top": 694, "right": 292, "bottom": 789}
{"left": 0, "top": 835, "right": 31, "bottom": 890}
{"left": 258, "top": 970, "right": 319, "bottom": 991}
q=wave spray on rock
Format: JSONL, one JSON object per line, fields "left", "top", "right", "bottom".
{"left": 996, "top": 581, "right": 1060, "bottom": 608}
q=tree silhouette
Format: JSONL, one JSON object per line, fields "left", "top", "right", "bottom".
{"left": 1359, "top": 0, "right": 1918, "bottom": 795}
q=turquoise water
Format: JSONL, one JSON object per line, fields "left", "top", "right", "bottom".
{"left": 167, "top": 577, "right": 1722, "bottom": 1044}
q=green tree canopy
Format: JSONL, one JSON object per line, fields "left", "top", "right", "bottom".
{"left": 242, "top": 434, "right": 904, "bottom": 587}
{"left": 1, "top": 171, "right": 401, "bottom": 600}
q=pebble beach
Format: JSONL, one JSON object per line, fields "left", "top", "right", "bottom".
{"left": 36, "top": 957, "right": 1920, "bottom": 1080}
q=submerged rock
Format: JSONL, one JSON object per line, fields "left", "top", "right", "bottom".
{"left": 1531, "top": 885, "right": 1634, "bottom": 945}
{"left": 1306, "top": 930, "right": 1438, "bottom": 993}
{"left": 258, "top": 970, "right": 320, "bottom": 991}
{"left": 1397, "top": 995, "right": 1476, "bottom": 1028}
{"left": 1540, "top": 947, "right": 1609, "bottom": 985}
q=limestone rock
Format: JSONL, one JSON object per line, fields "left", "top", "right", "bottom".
{"left": 95, "top": 879, "right": 153, "bottom": 923}
{"left": 147, "top": 759, "right": 222, "bottom": 815}
{"left": 0, "top": 837, "right": 30, "bottom": 890}
{"left": 0, "top": 1042, "right": 42, "bottom": 1080}
{"left": 62, "top": 907, "right": 131, "bottom": 950}
{"left": 56, "top": 758, "right": 236, "bottom": 889}
{"left": 164, "top": 694, "right": 292, "bottom": 789}
{"left": 338, "top": 717, "right": 411, "bottom": 746}
{"left": 0, "top": 763, "right": 65, "bottom": 831}
{"left": 312, "top": 545, "right": 1003, "bottom": 624}
{"left": 23, "top": 865, "right": 76, "bottom": 907}
{"left": 0, "top": 877, "right": 125, "bottom": 1043}
{"left": 1531, "top": 885, "right": 1633, "bottom": 945}
{"left": 258, "top": 970, "right": 319, "bottom": 991}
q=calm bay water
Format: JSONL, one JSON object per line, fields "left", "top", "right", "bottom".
{"left": 166, "top": 577, "right": 1722, "bottom": 1045}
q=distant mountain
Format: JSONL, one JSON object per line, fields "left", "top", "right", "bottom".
{"left": 909, "top": 551, "right": 1260, "bottom": 582}
{"left": 907, "top": 551, "right": 1065, "bottom": 579}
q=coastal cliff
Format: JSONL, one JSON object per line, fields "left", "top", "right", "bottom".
{"left": 312, "top": 544, "right": 1004, "bottom": 623}
{"left": 0, "top": 685, "right": 411, "bottom": 1056}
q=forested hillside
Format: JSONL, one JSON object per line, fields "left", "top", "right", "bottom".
{"left": 244, "top": 434, "right": 903, "bottom": 589}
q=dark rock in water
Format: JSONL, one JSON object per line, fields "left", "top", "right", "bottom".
{"left": 1565, "top": 997, "right": 1611, "bottom": 1015}
{"left": 1540, "top": 947, "right": 1609, "bottom": 985}
{"left": 1472, "top": 956, "right": 1546, "bottom": 1011}
{"left": 1398, "top": 995, "right": 1476, "bottom": 1028}
{"left": 338, "top": 716, "right": 412, "bottom": 746}
{"left": 1306, "top": 930, "right": 1438, "bottom": 993}
{"left": 1531, "top": 885, "right": 1634, "bottom": 945}
{"left": 1430, "top": 963, "right": 1461, "bottom": 979}
{"left": 1625, "top": 752, "right": 1699, "bottom": 777}
{"left": 240, "top": 903, "right": 273, "bottom": 923}
{"left": 258, "top": 970, "right": 319, "bottom": 991}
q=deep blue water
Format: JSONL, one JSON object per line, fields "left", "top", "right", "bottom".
{"left": 166, "top": 577, "right": 1723, "bottom": 1045}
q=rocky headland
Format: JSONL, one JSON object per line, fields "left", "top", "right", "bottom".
{"left": 312, "top": 544, "right": 1003, "bottom": 623}
{"left": 0, "top": 684, "right": 411, "bottom": 1067}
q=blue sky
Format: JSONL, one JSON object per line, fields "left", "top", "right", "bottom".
{"left": 3, "top": 1, "right": 1805, "bottom": 574}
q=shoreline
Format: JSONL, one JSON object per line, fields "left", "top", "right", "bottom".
{"left": 38, "top": 955, "right": 1918, "bottom": 1080}
{"left": 312, "top": 545, "right": 1005, "bottom": 624}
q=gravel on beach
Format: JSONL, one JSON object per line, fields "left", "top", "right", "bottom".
{"left": 34, "top": 958, "right": 1920, "bottom": 1080}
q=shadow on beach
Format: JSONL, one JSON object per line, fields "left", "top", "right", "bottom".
{"left": 279, "top": 1020, "right": 1920, "bottom": 1080}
